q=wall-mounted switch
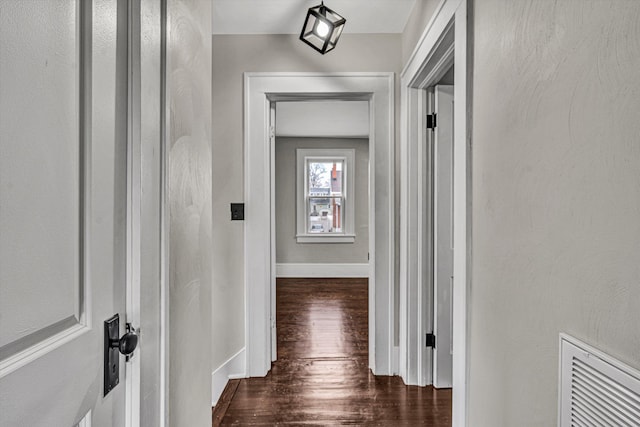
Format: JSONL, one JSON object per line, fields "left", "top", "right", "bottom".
{"left": 231, "top": 203, "right": 244, "bottom": 221}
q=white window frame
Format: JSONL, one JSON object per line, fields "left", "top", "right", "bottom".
{"left": 296, "top": 148, "right": 355, "bottom": 243}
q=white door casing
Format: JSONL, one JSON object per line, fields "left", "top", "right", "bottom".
{"left": 133, "top": 0, "right": 167, "bottom": 425}
{"left": 0, "top": 1, "right": 135, "bottom": 425}
{"left": 245, "top": 73, "right": 394, "bottom": 377}
{"left": 270, "top": 101, "right": 277, "bottom": 363}
{"left": 433, "top": 85, "right": 454, "bottom": 388}
{"left": 399, "top": 0, "right": 469, "bottom": 424}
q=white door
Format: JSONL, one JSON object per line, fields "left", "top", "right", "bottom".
{"left": 433, "top": 84, "right": 454, "bottom": 388}
{"left": 1, "top": 1, "right": 131, "bottom": 425}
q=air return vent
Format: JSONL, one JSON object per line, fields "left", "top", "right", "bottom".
{"left": 559, "top": 334, "right": 640, "bottom": 426}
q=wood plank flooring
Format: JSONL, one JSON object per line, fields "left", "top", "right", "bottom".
{"left": 213, "top": 278, "right": 452, "bottom": 426}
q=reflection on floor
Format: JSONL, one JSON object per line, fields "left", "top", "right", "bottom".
{"left": 213, "top": 278, "right": 452, "bottom": 426}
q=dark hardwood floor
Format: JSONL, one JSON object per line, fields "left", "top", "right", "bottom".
{"left": 213, "top": 278, "right": 452, "bottom": 426}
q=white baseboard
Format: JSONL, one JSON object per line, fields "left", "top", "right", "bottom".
{"left": 211, "top": 347, "right": 245, "bottom": 406}
{"left": 392, "top": 346, "right": 400, "bottom": 375}
{"left": 276, "top": 263, "right": 369, "bottom": 278}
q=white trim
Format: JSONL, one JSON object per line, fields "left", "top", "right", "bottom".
{"left": 398, "top": 0, "right": 469, "bottom": 425}
{"left": 276, "top": 263, "right": 369, "bottom": 278}
{"left": 295, "top": 235, "right": 356, "bottom": 243}
{"left": 160, "top": 0, "right": 170, "bottom": 424}
{"left": 0, "top": 324, "right": 89, "bottom": 379}
{"left": 211, "top": 348, "right": 246, "bottom": 406}
{"left": 270, "top": 103, "right": 277, "bottom": 362}
{"left": 392, "top": 345, "right": 400, "bottom": 375}
{"left": 76, "top": 410, "right": 92, "bottom": 427}
{"left": 125, "top": 1, "right": 142, "bottom": 425}
{"left": 244, "top": 72, "right": 394, "bottom": 378}
{"left": 401, "top": 0, "right": 455, "bottom": 80}
{"left": 452, "top": 5, "right": 469, "bottom": 426}
{"left": 399, "top": 86, "right": 431, "bottom": 386}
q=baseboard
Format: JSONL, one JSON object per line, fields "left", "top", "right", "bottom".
{"left": 211, "top": 348, "right": 245, "bottom": 406}
{"left": 276, "top": 263, "right": 369, "bottom": 278}
{"left": 392, "top": 346, "right": 400, "bottom": 375}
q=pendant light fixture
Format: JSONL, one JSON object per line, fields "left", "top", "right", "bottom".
{"left": 299, "top": 1, "right": 346, "bottom": 55}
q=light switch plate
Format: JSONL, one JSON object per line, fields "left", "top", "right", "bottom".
{"left": 231, "top": 203, "right": 244, "bottom": 221}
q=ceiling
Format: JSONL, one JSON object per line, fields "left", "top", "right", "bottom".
{"left": 212, "top": 0, "right": 418, "bottom": 35}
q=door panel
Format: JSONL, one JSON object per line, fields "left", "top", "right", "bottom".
{"left": 0, "top": 1, "right": 128, "bottom": 425}
{"left": 0, "top": 0, "right": 82, "bottom": 356}
{"left": 433, "top": 84, "right": 454, "bottom": 388}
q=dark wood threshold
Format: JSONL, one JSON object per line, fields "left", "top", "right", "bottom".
{"left": 211, "top": 379, "right": 240, "bottom": 427}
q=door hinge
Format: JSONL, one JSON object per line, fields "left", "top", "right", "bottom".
{"left": 426, "top": 333, "right": 436, "bottom": 348}
{"left": 426, "top": 113, "right": 437, "bottom": 130}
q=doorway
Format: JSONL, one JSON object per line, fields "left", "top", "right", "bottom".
{"left": 272, "top": 99, "right": 371, "bottom": 365}
{"left": 243, "top": 73, "right": 395, "bottom": 378}
{"left": 399, "top": 0, "right": 470, "bottom": 424}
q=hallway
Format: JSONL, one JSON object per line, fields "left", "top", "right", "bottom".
{"left": 213, "top": 278, "right": 452, "bottom": 425}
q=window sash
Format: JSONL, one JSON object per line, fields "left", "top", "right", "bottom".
{"left": 307, "top": 196, "right": 344, "bottom": 234}
{"left": 296, "top": 148, "right": 355, "bottom": 242}
{"left": 305, "top": 158, "right": 345, "bottom": 193}
{"left": 305, "top": 157, "right": 346, "bottom": 234}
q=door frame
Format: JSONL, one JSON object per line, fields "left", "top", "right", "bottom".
{"left": 126, "top": 0, "right": 142, "bottom": 424}
{"left": 244, "top": 72, "right": 395, "bottom": 377}
{"left": 399, "top": 0, "right": 470, "bottom": 425}
{"left": 127, "top": 0, "right": 169, "bottom": 425}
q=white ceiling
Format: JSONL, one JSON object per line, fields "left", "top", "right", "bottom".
{"left": 212, "top": 0, "right": 418, "bottom": 35}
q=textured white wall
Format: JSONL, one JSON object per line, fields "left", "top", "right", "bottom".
{"left": 168, "top": 0, "right": 212, "bottom": 425}
{"left": 401, "top": 0, "right": 441, "bottom": 65}
{"left": 470, "top": 1, "right": 640, "bottom": 425}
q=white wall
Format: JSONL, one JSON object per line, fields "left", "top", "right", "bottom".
{"left": 401, "top": 0, "right": 441, "bottom": 65}
{"left": 469, "top": 1, "right": 640, "bottom": 425}
{"left": 168, "top": 0, "right": 212, "bottom": 425}
{"left": 276, "top": 101, "right": 369, "bottom": 138}
{"left": 275, "top": 137, "right": 369, "bottom": 264}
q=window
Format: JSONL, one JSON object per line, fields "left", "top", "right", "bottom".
{"left": 296, "top": 148, "right": 355, "bottom": 243}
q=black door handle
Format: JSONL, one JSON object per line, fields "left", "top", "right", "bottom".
{"left": 113, "top": 323, "right": 138, "bottom": 358}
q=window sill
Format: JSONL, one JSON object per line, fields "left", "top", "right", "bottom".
{"left": 296, "top": 234, "right": 356, "bottom": 244}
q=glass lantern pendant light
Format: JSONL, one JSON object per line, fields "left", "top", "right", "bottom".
{"left": 299, "top": 1, "right": 346, "bottom": 55}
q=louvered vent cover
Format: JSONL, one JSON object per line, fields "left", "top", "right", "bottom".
{"left": 559, "top": 334, "right": 640, "bottom": 426}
